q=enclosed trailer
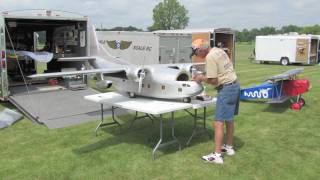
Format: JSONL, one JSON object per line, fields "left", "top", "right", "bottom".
{"left": 96, "top": 28, "right": 235, "bottom": 65}
{"left": 255, "top": 35, "right": 319, "bottom": 65}
{"left": 96, "top": 31, "right": 192, "bottom": 65}
{"left": 155, "top": 28, "right": 236, "bottom": 65}
{"left": 0, "top": 10, "right": 104, "bottom": 128}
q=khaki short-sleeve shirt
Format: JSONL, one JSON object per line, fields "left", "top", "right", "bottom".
{"left": 205, "top": 47, "right": 237, "bottom": 86}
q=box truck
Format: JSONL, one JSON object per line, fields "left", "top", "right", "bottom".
{"left": 255, "top": 35, "right": 319, "bottom": 65}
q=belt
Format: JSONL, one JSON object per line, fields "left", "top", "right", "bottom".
{"left": 222, "top": 80, "right": 238, "bottom": 87}
{"left": 216, "top": 80, "right": 238, "bottom": 90}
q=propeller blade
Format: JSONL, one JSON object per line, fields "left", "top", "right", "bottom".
{"left": 138, "top": 70, "right": 145, "bottom": 93}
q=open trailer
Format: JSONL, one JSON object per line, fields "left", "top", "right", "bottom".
{"left": 0, "top": 10, "right": 104, "bottom": 128}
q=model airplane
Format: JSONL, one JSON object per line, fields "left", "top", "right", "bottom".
{"left": 28, "top": 25, "right": 203, "bottom": 102}
{"left": 240, "top": 68, "right": 310, "bottom": 110}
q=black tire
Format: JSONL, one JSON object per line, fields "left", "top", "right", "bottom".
{"left": 280, "top": 57, "right": 289, "bottom": 66}
{"left": 128, "top": 92, "right": 136, "bottom": 98}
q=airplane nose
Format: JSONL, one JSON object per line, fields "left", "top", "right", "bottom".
{"left": 190, "top": 81, "right": 204, "bottom": 94}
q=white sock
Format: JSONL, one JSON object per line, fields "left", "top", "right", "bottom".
{"left": 226, "top": 145, "right": 233, "bottom": 149}
{"left": 215, "top": 152, "right": 222, "bottom": 157}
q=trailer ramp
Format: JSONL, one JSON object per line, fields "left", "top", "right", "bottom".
{"left": 8, "top": 86, "right": 126, "bottom": 129}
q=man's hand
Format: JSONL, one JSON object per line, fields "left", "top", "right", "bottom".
{"left": 193, "top": 74, "right": 205, "bottom": 83}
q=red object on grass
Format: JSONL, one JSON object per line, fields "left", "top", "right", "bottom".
{"left": 48, "top": 79, "right": 58, "bottom": 85}
{"left": 283, "top": 79, "right": 310, "bottom": 96}
{"left": 291, "top": 103, "right": 301, "bottom": 110}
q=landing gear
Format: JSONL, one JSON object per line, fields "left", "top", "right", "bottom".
{"left": 290, "top": 98, "right": 305, "bottom": 111}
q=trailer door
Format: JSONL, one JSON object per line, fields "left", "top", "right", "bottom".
{"left": 0, "top": 16, "right": 9, "bottom": 100}
{"left": 295, "top": 39, "right": 309, "bottom": 63}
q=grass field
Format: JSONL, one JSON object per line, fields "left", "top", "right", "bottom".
{"left": 1, "top": 43, "right": 319, "bottom": 180}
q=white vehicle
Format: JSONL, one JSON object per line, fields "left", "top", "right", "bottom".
{"left": 0, "top": 9, "right": 90, "bottom": 100}
{"left": 155, "top": 28, "right": 236, "bottom": 65}
{"left": 255, "top": 35, "right": 319, "bottom": 65}
{"left": 96, "top": 28, "right": 235, "bottom": 66}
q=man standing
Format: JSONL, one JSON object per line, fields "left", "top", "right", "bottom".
{"left": 192, "top": 39, "right": 240, "bottom": 164}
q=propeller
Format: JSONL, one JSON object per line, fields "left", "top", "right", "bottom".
{"left": 138, "top": 69, "right": 146, "bottom": 93}
{"left": 137, "top": 56, "right": 147, "bottom": 93}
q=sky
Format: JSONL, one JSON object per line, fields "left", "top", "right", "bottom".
{"left": 1, "top": 0, "right": 319, "bottom": 30}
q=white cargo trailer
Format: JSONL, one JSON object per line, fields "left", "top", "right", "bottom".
{"left": 255, "top": 35, "right": 319, "bottom": 65}
{"left": 96, "top": 31, "right": 192, "bottom": 65}
{"left": 0, "top": 10, "right": 105, "bottom": 128}
{"left": 96, "top": 28, "right": 235, "bottom": 65}
{"left": 155, "top": 28, "right": 235, "bottom": 64}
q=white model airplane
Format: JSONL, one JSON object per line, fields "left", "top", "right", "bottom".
{"left": 28, "top": 25, "right": 203, "bottom": 102}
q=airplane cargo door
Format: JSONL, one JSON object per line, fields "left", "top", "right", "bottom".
{"left": 8, "top": 86, "right": 126, "bottom": 129}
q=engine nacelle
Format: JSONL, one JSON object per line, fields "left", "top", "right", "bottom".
{"left": 96, "top": 80, "right": 112, "bottom": 89}
{"left": 167, "top": 64, "right": 197, "bottom": 76}
{"left": 150, "top": 67, "right": 190, "bottom": 82}
{"left": 126, "top": 66, "right": 148, "bottom": 82}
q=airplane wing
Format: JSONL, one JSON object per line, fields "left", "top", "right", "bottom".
{"left": 267, "top": 68, "right": 304, "bottom": 81}
{"left": 28, "top": 68, "right": 126, "bottom": 79}
{"left": 57, "top": 57, "right": 97, "bottom": 62}
{"left": 150, "top": 62, "right": 205, "bottom": 68}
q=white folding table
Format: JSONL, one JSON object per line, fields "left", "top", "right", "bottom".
{"left": 84, "top": 92, "right": 215, "bottom": 159}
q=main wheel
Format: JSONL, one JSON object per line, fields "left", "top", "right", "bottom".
{"left": 280, "top": 57, "right": 289, "bottom": 66}
{"left": 291, "top": 102, "right": 301, "bottom": 110}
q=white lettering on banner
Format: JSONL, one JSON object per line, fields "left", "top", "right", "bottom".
{"left": 244, "top": 88, "right": 271, "bottom": 98}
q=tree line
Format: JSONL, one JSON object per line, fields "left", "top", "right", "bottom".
{"left": 236, "top": 25, "right": 320, "bottom": 42}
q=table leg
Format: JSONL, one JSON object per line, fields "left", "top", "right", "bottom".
{"left": 129, "top": 112, "right": 154, "bottom": 129}
{"left": 95, "top": 105, "right": 121, "bottom": 136}
{"left": 152, "top": 113, "right": 181, "bottom": 160}
{"left": 186, "top": 107, "right": 211, "bottom": 146}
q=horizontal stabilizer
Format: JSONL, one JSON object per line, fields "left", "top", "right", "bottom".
{"left": 28, "top": 68, "right": 125, "bottom": 79}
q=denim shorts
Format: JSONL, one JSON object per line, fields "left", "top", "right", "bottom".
{"left": 215, "top": 82, "right": 240, "bottom": 121}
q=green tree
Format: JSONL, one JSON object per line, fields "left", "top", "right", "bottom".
{"left": 301, "top": 25, "right": 320, "bottom": 34}
{"left": 148, "top": 0, "right": 189, "bottom": 31}
{"left": 280, "top": 25, "right": 302, "bottom": 34}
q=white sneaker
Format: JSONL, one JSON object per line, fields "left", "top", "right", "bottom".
{"left": 201, "top": 153, "right": 224, "bottom": 164}
{"left": 221, "top": 144, "right": 235, "bottom": 156}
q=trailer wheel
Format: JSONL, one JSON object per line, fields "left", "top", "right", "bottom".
{"left": 128, "top": 92, "right": 136, "bottom": 98}
{"left": 280, "top": 57, "right": 289, "bottom": 66}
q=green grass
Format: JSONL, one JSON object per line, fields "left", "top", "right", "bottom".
{"left": 1, "top": 43, "right": 320, "bottom": 179}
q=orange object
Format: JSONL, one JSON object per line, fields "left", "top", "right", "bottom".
{"left": 192, "top": 39, "right": 210, "bottom": 49}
